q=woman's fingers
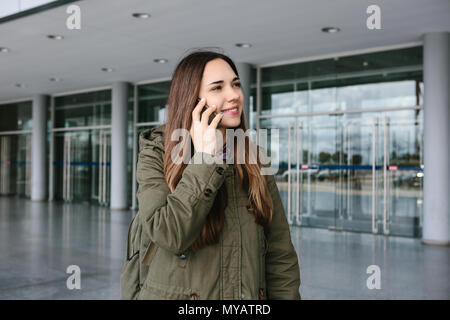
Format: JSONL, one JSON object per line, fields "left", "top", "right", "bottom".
{"left": 200, "top": 105, "right": 217, "bottom": 126}
{"left": 192, "top": 98, "right": 206, "bottom": 123}
{"left": 209, "top": 111, "right": 224, "bottom": 129}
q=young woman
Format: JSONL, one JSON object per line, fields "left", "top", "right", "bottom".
{"left": 127, "top": 50, "right": 301, "bottom": 300}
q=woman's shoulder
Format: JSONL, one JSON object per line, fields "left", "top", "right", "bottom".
{"left": 139, "top": 124, "right": 165, "bottom": 155}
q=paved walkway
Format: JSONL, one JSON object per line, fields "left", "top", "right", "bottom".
{"left": 0, "top": 197, "right": 448, "bottom": 299}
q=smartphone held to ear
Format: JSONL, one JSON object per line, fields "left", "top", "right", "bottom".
{"left": 196, "top": 98, "right": 218, "bottom": 125}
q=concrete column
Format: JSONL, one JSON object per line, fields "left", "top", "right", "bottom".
{"left": 31, "top": 94, "right": 48, "bottom": 201}
{"left": 236, "top": 63, "right": 252, "bottom": 129}
{"left": 423, "top": 32, "right": 450, "bottom": 245}
{"left": 110, "top": 82, "right": 129, "bottom": 210}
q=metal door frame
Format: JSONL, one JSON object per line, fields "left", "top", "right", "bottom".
{"left": 286, "top": 114, "right": 394, "bottom": 235}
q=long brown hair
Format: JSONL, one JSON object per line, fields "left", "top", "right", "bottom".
{"left": 163, "top": 49, "right": 273, "bottom": 251}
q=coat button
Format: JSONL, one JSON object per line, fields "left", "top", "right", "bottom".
{"left": 179, "top": 254, "right": 186, "bottom": 260}
{"left": 204, "top": 188, "right": 212, "bottom": 197}
{"left": 216, "top": 167, "right": 224, "bottom": 175}
{"left": 190, "top": 293, "right": 198, "bottom": 300}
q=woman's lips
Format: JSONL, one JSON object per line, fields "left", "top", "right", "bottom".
{"left": 222, "top": 106, "right": 239, "bottom": 115}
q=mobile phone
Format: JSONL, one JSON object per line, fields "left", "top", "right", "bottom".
{"left": 196, "top": 98, "right": 217, "bottom": 125}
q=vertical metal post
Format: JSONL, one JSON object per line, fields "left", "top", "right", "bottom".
{"left": 63, "top": 134, "right": 67, "bottom": 200}
{"left": 306, "top": 81, "right": 312, "bottom": 218}
{"left": 256, "top": 67, "right": 261, "bottom": 137}
{"left": 26, "top": 134, "right": 31, "bottom": 196}
{"left": 347, "top": 123, "right": 352, "bottom": 221}
{"left": 49, "top": 97, "right": 55, "bottom": 201}
{"left": 132, "top": 84, "right": 138, "bottom": 210}
{"left": 98, "top": 131, "right": 103, "bottom": 204}
{"left": 103, "top": 131, "right": 107, "bottom": 204}
{"left": 0, "top": 137, "right": 4, "bottom": 194}
{"left": 383, "top": 116, "right": 390, "bottom": 235}
{"left": 67, "top": 135, "right": 71, "bottom": 201}
{"left": 287, "top": 123, "right": 292, "bottom": 224}
{"left": 296, "top": 119, "right": 301, "bottom": 225}
{"left": 372, "top": 118, "right": 378, "bottom": 233}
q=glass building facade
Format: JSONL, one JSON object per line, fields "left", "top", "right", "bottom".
{"left": 257, "top": 46, "right": 423, "bottom": 237}
{"left": 0, "top": 100, "right": 33, "bottom": 197}
{"left": 0, "top": 46, "right": 424, "bottom": 238}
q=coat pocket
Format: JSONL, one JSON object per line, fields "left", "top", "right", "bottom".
{"left": 120, "top": 249, "right": 141, "bottom": 300}
{"left": 139, "top": 279, "right": 199, "bottom": 300}
{"left": 258, "top": 226, "right": 268, "bottom": 300}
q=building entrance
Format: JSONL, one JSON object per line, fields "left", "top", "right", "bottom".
{"left": 0, "top": 134, "right": 31, "bottom": 197}
{"left": 53, "top": 130, "right": 110, "bottom": 205}
{"left": 283, "top": 112, "right": 423, "bottom": 237}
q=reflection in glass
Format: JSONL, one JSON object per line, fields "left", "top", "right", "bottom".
{"left": 260, "top": 46, "right": 423, "bottom": 115}
{"left": 54, "top": 90, "right": 111, "bottom": 128}
{"left": 137, "top": 82, "right": 170, "bottom": 123}
{"left": 0, "top": 134, "right": 32, "bottom": 197}
{"left": 261, "top": 109, "right": 423, "bottom": 237}
{"left": 0, "top": 101, "right": 33, "bottom": 131}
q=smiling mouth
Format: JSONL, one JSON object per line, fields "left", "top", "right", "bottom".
{"left": 222, "top": 106, "right": 239, "bottom": 113}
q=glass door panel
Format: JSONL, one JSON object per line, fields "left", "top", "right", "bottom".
{"left": 288, "top": 115, "right": 340, "bottom": 230}
{"left": 378, "top": 112, "right": 423, "bottom": 237}
{"left": 0, "top": 134, "right": 31, "bottom": 197}
{"left": 54, "top": 130, "right": 110, "bottom": 205}
{"left": 341, "top": 116, "right": 376, "bottom": 233}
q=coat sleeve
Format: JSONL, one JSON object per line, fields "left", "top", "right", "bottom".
{"left": 264, "top": 166, "right": 302, "bottom": 300}
{"left": 136, "top": 145, "right": 228, "bottom": 256}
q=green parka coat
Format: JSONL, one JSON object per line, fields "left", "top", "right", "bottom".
{"left": 130, "top": 124, "right": 301, "bottom": 300}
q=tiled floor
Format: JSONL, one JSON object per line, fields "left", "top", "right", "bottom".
{"left": 0, "top": 196, "right": 449, "bottom": 299}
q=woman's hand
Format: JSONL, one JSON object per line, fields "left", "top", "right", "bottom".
{"left": 189, "top": 97, "right": 224, "bottom": 156}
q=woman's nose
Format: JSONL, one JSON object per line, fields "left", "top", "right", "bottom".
{"left": 226, "top": 87, "right": 240, "bottom": 101}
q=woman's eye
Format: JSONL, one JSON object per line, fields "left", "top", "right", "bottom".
{"left": 212, "top": 83, "right": 241, "bottom": 91}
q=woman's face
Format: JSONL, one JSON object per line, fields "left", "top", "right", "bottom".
{"left": 198, "top": 58, "right": 243, "bottom": 129}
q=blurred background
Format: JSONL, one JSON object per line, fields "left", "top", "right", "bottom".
{"left": 0, "top": 0, "right": 449, "bottom": 299}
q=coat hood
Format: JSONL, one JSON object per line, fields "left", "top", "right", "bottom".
{"left": 139, "top": 124, "right": 166, "bottom": 153}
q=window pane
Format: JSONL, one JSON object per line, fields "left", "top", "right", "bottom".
{"left": 0, "top": 101, "right": 32, "bottom": 131}
{"left": 260, "top": 46, "right": 423, "bottom": 115}
{"left": 54, "top": 90, "right": 111, "bottom": 128}
{"left": 137, "top": 82, "right": 170, "bottom": 124}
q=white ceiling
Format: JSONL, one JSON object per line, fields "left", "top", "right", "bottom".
{"left": 0, "top": 0, "right": 449, "bottom": 101}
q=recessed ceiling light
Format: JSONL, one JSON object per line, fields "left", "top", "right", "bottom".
{"left": 47, "top": 34, "right": 64, "bottom": 40}
{"left": 235, "top": 43, "right": 252, "bottom": 48}
{"left": 101, "top": 67, "right": 115, "bottom": 72}
{"left": 321, "top": 27, "right": 340, "bottom": 33}
{"left": 153, "top": 58, "right": 168, "bottom": 64}
{"left": 132, "top": 13, "right": 151, "bottom": 19}
{"left": 15, "top": 83, "right": 25, "bottom": 88}
{"left": 50, "top": 77, "right": 62, "bottom": 82}
{"left": 0, "top": 47, "right": 10, "bottom": 53}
